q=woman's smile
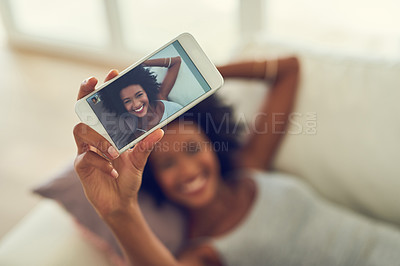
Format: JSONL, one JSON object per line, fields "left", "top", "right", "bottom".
{"left": 180, "top": 173, "right": 208, "bottom": 195}
{"left": 133, "top": 104, "right": 145, "bottom": 114}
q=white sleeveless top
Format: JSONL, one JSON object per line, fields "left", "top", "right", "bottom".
{"left": 111, "top": 100, "right": 183, "bottom": 148}
{"left": 158, "top": 100, "right": 183, "bottom": 122}
{"left": 211, "top": 171, "right": 400, "bottom": 266}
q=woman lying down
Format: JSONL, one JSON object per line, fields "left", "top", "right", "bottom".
{"left": 73, "top": 57, "right": 400, "bottom": 266}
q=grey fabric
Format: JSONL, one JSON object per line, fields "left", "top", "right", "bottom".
{"left": 33, "top": 162, "right": 186, "bottom": 258}
{"left": 212, "top": 171, "right": 400, "bottom": 266}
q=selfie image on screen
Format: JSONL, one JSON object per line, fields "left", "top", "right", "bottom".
{"left": 87, "top": 41, "right": 212, "bottom": 149}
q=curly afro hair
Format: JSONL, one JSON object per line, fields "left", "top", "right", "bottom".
{"left": 99, "top": 64, "right": 160, "bottom": 116}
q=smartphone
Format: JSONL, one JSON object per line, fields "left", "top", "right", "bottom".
{"left": 75, "top": 33, "right": 224, "bottom": 154}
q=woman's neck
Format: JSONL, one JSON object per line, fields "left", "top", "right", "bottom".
{"left": 137, "top": 101, "right": 163, "bottom": 129}
{"left": 187, "top": 176, "right": 255, "bottom": 239}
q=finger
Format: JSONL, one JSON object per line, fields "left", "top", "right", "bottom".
{"left": 75, "top": 150, "right": 119, "bottom": 179}
{"left": 77, "top": 77, "right": 98, "bottom": 100}
{"left": 129, "top": 129, "right": 164, "bottom": 172}
{"left": 104, "top": 69, "right": 119, "bottom": 82}
{"left": 73, "top": 123, "right": 119, "bottom": 160}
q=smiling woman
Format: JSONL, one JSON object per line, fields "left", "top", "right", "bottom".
{"left": 119, "top": 84, "right": 183, "bottom": 127}
{"left": 99, "top": 57, "right": 183, "bottom": 148}
{"left": 73, "top": 57, "right": 400, "bottom": 266}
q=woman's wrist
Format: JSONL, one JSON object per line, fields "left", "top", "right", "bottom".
{"left": 217, "top": 59, "right": 280, "bottom": 81}
{"left": 103, "top": 201, "right": 140, "bottom": 226}
{"left": 163, "top": 57, "right": 172, "bottom": 68}
{"left": 143, "top": 56, "right": 181, "bottom": 69}
{"left": 251, "top": 59, "right": 279, "bottom": 82}
{"left": 264, "top": 58, "right": 279, "bottom": 85}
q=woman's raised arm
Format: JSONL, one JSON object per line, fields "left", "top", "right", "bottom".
{"left": 73, "top": 70, "right": 213, "bottom": 266}
{"left": 143, "top": 56, "right": 182, "bottom": 100}
{"left": 217, "top": 57, "right": 300, "bottom": 170}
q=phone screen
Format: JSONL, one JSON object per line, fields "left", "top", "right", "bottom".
{"left": 87, "top": 40, "right": 212, "bottom": 149}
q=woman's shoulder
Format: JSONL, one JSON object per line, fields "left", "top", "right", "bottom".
{"left": 160, "top": 100, "right": 183, "bottom": 117}
{"left": 160, "top": 99, "right": 183, "bottom": 108}
{"left": 233, "top": 169, "right": 317, "bottom": 203}
{"left": 178, "top": 241, "right": 223, "bottom": 266}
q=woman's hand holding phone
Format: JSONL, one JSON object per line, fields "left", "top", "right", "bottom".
{"left": 73, "top": 70, "right": 164, "bottom": 219}
{"left": 75, "top": 33, "right": 223, "bottom": 153}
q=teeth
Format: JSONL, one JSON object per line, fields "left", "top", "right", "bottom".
{"left": 134, "top": 105, "right": 144, "bottom": 112}
{"left": 182, "top": 176, "right": 206, "bottom": 194}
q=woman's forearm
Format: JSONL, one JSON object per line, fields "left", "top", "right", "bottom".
{"left": 104, "top": 203, "right": 179, "bottom": 266}
{"left": 143, "top": 57, "right": 180, "bottom": 68}
{"left": 217, "top": 58, "right": 298, "bottom": 82}
{"left": 143, "top": 57, "right": 182, "bottom": 100}
{"left": 158, "top": 56, "right": 181, "bottom": 100}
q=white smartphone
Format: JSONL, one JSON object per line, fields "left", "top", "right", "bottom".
{"left": 75, "top": 33, "right": 224, "bottom": 154}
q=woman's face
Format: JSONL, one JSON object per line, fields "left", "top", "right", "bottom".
{"left": 120, "top": 85, "right": 149, "bottom": 118}
{"left": 149, "top": 122, "right": 221, "bottom": 209}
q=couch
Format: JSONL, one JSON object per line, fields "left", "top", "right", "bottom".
{"left": 1, "top": 38, "right": 399, "bottom": 265}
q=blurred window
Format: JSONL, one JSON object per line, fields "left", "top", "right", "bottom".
{"left": 264, "top": 0, "right": 400, "bottom": 57}
{"left": 0, "top": 0, "right": 239, "bottom": 63}
{"left": 118, "top": 0, "right": 239, "bottom": 63}
{"left": 7, "top": 0, "right": 109, "bottom": 47}
{"left": 2, "top": 0, "right": 396, "bottom": 61}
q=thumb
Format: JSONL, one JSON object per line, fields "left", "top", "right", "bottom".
{"left": 129, "top": 129, "right": 164, "bottom": 172}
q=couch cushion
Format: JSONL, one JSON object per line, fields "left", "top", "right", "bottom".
{"left": 0, "top": 200, "right": 116, "bottom": 266}
{"left": 33, "top": 163, "right": 186, "bottom": 261}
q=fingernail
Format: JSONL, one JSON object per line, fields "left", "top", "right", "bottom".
{"left": 111, "top": 169, "right": 119, "bottom": 179}
{"left": 85, "top": 77, "right": 95, "bottom": 85}
{"left": 108, "top": 146, "right": 119, "bottom": 159}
